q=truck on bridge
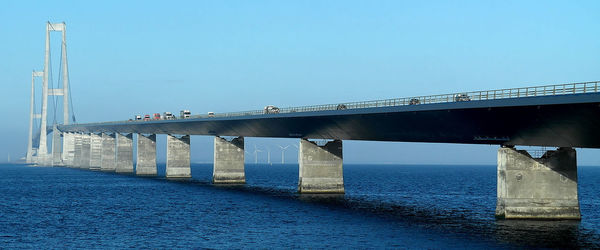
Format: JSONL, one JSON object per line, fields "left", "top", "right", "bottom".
{"left": 180, "top": 110, "right": 191, "bottom": 119}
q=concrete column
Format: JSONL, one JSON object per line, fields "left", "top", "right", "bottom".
{"left": 136, "top": 134, "right": 157, "bottom": 176}
{"left": 116, "top": 133, "right": 134, "bottom": 174}
{"left": 39, "top": 23, "right": 51, "bottom": 161}
{"left": 73, "top": 133, "right": 82, "bottom": 167}
{"left": 80, "top": 133, "right": 91, "bottom": 169}
{"left": 213, "top": 136, "right": 245, "bottom": 184}
{"left": 61, "top": 22, "right": 69, "bottom": 126}
{"left": 60, "top": 132, "right": 69, "bottom": 165}
{"left": 26, "top": 71, "right": 37, "bottom": 164}
{"left": 51, "top": 125, "right": 63, "bottom": 166}
{"left": 100, "top": 133, "right": 116, "bottom": 171}
{"left": 166, "top": 134, "right": 191, "bottom": 179}
{"left": 89, "top": 133, "right": 102, "bottom": 171}
{"left": 496, "top": 147, "right": 580, "bottom": 220}
{"left": 298, "top": 139, "right": 344, "bottom": 194}
{"left": 62, "top": 132, "right": 75, "bottom": 166}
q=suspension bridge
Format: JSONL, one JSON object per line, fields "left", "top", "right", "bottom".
{"left": 26, "top": 22, "right": 600, "bottom": 220}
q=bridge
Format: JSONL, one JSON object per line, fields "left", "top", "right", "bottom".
{"left": 27, "top": 22, "right": 600, "bottom": 220}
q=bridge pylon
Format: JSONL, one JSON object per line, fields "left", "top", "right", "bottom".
{"left": 26, "top": 71, "right": 43, "bottom": 164}
{"left": 32, "top": 21, "right": 70, "bottom": 166}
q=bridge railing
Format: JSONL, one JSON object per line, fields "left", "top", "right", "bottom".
{"left": 183, "top": 81, "right": 598, "bottom": 119}
{"left": 83, "top": 81, "right": 600, "bottom": 124}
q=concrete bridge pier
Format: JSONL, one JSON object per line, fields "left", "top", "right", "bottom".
{"left": 298, "top": 139, "right": 344, "bottom": 194}
{"left": 116, "top": 133, "right": 134, "bottom": 174}
{"left": 89, "top": 133, "right": 102, "bottom": 171}
{"left": 72, "top": 133, "right": 82, "bottom": 167}
{"left": 80, "top": 133, "right": 91, "bottom": 169}
{"left": 51, "top": 125, "right": 63, "bottom": 166}
{"left": 166, "top": 134, "right": 191, "bottom": 179}
{"left": 496, "top": 146, "right": 580, "bottom": 220}
{"left": 62, "top": 132, "right": 75, "bottom": 166}
{"left": 136, "top": 134, "right": 157, "bottom": 176}
{"left": 100, "top": 133, "right": 116, "bottom": 171}
{"left": 213, "top": 136, "right": 245, "bottom": 184}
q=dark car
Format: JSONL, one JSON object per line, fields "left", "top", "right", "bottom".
{"left": 264, "top": 105, "right": 280, "bottom": 114}
{"left": 453, "top": 93, "right": 471, "bottom": 102}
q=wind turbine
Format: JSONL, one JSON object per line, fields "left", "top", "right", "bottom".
{"left": 253, "top": 145, "right": 263, "bottom": 164}
{"left": 278, "top": 145, "right": 290, "bottom": 164}
{"left": 265, "top": 146, "right": 273, "bottom": 165}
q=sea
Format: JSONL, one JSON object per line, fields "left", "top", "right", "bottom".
{"left": 1, "top": 163, "right": 599, "bottom": 248}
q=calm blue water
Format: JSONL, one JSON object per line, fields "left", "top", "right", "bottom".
{"left": 1, "top": 163, "right": 599, "bottom": 248}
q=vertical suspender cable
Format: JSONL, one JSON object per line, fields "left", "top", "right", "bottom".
{"left": 64, "top": 44, "right": 76, "bottom": 124}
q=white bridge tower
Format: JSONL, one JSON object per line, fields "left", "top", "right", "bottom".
{"left": 28, "top": 22, "right": 70, "bottom": 165}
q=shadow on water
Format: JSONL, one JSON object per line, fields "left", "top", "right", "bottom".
{"left": 132, "top": 175, "right": 600, "bottom": 248}
{"left": 294, "top": 192, "right": 599, "bottom": 248}
{"left": 493, "top": 220, "right": 585, "bottom": 248}
{"left": 38, "top": 165, "right": 600, "bottom": 248}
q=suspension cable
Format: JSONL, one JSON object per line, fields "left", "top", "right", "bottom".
{"left": 64, "top": 42, "right": 76, "bottom": 124}
{"left": 57, "top": 41, "right": 63, "bottom": 124}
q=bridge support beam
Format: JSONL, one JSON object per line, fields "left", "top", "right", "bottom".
{"left": 298, "top": 139, "right": 344, "bottom": 194}
{"left": 100, "top": 133, "right": 116, "bottom": 171}
{"left": 62, "top": 132, "right": 75, "bottom": 166}
{"left": 496, "top": 147, "right": 580, "bottom": 220}
{"left": 51, "top": 125, "right": 62, "bottom": 166}
{"left": 136, "top": 134, "right": 157, "bottom": 176}
{"left": 80, "top": 133, "right": 91, "bottom": 169}
{"left": 166, "top": 134, "right": 191, "bottom": 179}
{"left": 213, "top": 136, "right": 245, "bottom": 184}
{"left": 116, "top": 133, "right": 134, "bottom": 174}
{"left": 72, "top": 133, "right": 82, "bottom": 167}
{"left": 89, "top": 133, "right": 102, "bottom": 171}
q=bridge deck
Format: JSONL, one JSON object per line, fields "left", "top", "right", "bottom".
{"left": 58, "top": 91, "right": 600, "bottom": 148}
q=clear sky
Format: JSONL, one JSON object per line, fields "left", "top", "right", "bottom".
{"left": 1, "top": 0, "right": 599, "bottom": 164}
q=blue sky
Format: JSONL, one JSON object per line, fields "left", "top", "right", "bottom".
{"left": 1, "top": 0, "right": 599, "bottom": 164}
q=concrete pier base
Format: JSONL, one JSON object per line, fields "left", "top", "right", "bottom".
{"left": 51, "top": 125, "right": 63, "bottom": 166}
{"left": 116, "top": 133, "right": 134, "bottom": 174}
{"left": 213, "top": 136, "right": 245, "bottom": 184}
{"left": 73, "top": 133, "right": 82, "bottom": 167}
{"left": 89, "top": 133, "right": 102, "bottom": 171}
{"left": 166, "top": 134, "right": 191, "bottom": 179}
{"left": 80, "top": 133, "right": 91, "bottom": 169}
{"left": 62, "top": 132, "right": 75, "bottom": 166}
{"left": 100, "top": 133, "right": 116, "bottom": 172}
{"left": 136, "top": 134, "right": 157, "bottom": 176}
{"left": 298, "top": 139, "right": 344, "bottom": 194}
{"left": 496, "top": 147, "right": 580, "bottom": 220}
{"left": 35, "top": 154, "right": 51, "bottom": 167}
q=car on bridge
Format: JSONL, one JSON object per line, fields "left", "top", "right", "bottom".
{"left": 207, "top": 112, "right": 215, "bottom": 117}
{"left": 409, "top": 98, "right": 420, "bottom": 105}
{"left": 153, "top": 113, "right": 161, "bottom": 120}
{"left": 453, "top": 93, "right": 471, "bottom": 102}
{"left": 336, "top": 104, "right": 347, "bottom": 110}
{"left": 135, "top": 115, "right": 141, "bottom": 121}
{"left": 264, "top": 105, "right": 280, "bottom": 114}
{"left": 143, "top": 114, "right": 150, "bottom": 121}
{"left": 163, "top": 112, "right": 175, "bottom": 120}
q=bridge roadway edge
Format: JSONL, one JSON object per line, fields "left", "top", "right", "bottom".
{"left": 51, "top": 91, "right": 599, "bottom": 220}
{"left": 57, "top": 93, "right": 600, "bottom": 148}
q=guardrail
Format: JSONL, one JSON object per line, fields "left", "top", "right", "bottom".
{"left": 189, "top": 81, "right": 600, "bottom": 119}
{"left": 74, "top": 81, "right": 600, "bottom": 125}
